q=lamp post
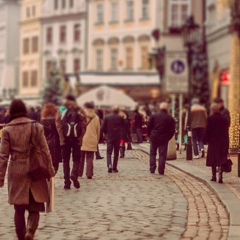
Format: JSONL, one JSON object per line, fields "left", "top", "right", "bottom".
{"left": 181, "top": 16, "right": 200, "bottom": 160}
{"left": 229, "top": 0, "right": 240, "bottom": 176}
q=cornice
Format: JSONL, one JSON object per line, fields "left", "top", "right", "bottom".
{"left": 206, "top": 25, "right": 230, "bottom": 44}
{"left": 41, "top": 12, "right": 86, "bottom": 23}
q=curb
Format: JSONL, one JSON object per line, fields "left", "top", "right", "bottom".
{"left": 139, "top": 146, "right": 240, "bottom": 240}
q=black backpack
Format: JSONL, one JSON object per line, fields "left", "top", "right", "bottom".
{"left": 61, "top": 108, "right": 82, "bottom": 139}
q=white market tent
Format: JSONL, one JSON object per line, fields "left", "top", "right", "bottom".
{"left": 77, "top": 85, "right": 137, "bottom": 110}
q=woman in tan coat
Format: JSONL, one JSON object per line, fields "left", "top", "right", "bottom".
{"left": 0, "top": 99, "right": 55, "bottom": 240}
{"left": 78, "top": 102, "right": 100, "bottom": 179}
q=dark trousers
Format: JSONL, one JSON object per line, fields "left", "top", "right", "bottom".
{"left": 192, "top": 127, "right": 204, "bottom": 156}
{"left": 149, "top": 141, "right": 168, "bottom": 174}
{"left": 79, "top": 151, "right": 94, "bottom": 177}
{"left": 106, "top": 138, "right": 120, "bottom": 169}
{"left": 136, "top": 127, "right": 143, "bottom": 143}
{"left": 61, "top": 141, "right": 81, "bottom": 186}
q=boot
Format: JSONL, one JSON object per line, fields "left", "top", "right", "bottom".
{"left": 119, "top": 146, "right": 124, "bottom": 158}
{"left": 176, "top": 144, "right": 179, "bottom": 150}
{"left": 25, "top": 211, "right": 39, "bottom": 240}
{"left": 210, "top": 167, "right": 216, "bottom": 181}
{"left": 218, "top": 166, "right": 223, "bottom": 183}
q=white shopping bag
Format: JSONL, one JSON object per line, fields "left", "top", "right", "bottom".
{"left": 46, "top": 177, "right": 54, "bottom": 213}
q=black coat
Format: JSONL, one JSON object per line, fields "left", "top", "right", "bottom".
{"left": 206, "top": 113, "right": 229, "bottom": 167}
{"left": 121, "top": 118, "right": 131, "bottom": 141}
{"left": 147, "top": 109, "right": 175, "bottom": 144}
{"left": 41, "top": 118, "right": 62, "bottom": 166}
{"left": 101, "top": 112, "right": 125, "bottom": 141}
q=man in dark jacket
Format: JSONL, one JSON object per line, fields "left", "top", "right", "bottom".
{"left": 101, "top": 106, "right": 125, "bottom": 173}
{"left": 56, "top": 95, "right": 87, "bottom": 189}
{"left": 147, "top": 102, "right": 175, "bottom": 175}
{"left": 134, "top": 109, "right": 143, "bottom": 143}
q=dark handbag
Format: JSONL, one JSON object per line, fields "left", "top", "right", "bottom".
{"left": 127, "top": 142, "right": 132, "bottom": 150}
{"left": 28, "top": 123, "right": 51, "bottom": 181}
{"left": 222, "top": 155, "right": 233, "bottom": 173}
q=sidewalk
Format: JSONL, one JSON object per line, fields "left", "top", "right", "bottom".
{"left": 136, "top": 142, "right": 240, "bottom": 239}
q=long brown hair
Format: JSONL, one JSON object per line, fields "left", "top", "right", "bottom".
{"left": 41, "top": 103, "right": 57, "bottom": 118}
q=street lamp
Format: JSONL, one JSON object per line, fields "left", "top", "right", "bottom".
{"left": 229, "top": 0, "right": 240, "bottom": 176}
{"left": 181, "top": 15, "right": 200, "bottom": 160}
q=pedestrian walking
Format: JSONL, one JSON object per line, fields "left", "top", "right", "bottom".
{"left": 147, "top": 102, "right": 175, "bottom": 175}
{"left": 56, "top": 95, "right": 87, "bottom": 190}
{"left": 78, "top": 102, "right": 100, "bottom": 179}
{"left": 0, "top": 99, "right": 55, "bottom": 240}
{"left": 40, "top": 102, "right": 62, "bottom": 174}
{"left": 119, "top": 110, "right": 132, "bottom": 158}
{"left": 134, "top": 108, "right": 143, "bottom": 143}
{"left": 101, "top": 106, "right": 125, "bottom": 173}
{"left": 206, "top": 103, "right": 229, "bottom": 183}
{"left": 95, "top": 109, "right": 104, "bottom": 159}
{"left": 190, "top": 98, "right": 207, "bottom": 159}
{"left": 213, "top": 97, "right": 231, "bottom": 128}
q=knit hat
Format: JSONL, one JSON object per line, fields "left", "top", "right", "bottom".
{"left": 84, "top": 101, "right": 95, "bottom": 109}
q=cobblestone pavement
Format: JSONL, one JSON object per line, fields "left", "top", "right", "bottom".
{"left": 0, "top": 149, "right": 229, "bottom": 240}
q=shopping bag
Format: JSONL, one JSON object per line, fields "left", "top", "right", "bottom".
{"left": 46, "top": 177, "right": 55, "bottom": 213}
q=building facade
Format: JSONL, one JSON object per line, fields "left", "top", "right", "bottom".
{"left": 0, "top": 0, "right": 20, "bottom": 100}
{"left": 18, "top": 0, "right": 43, "bottom": 101}
{"left": 41, "top": 0, "right": 86, "bottom": 83}
{"left": 81, "top": 0, "right": 204, "bottom": 104}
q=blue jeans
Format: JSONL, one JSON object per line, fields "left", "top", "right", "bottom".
{"left": 149, "top": 141, "right": 168, "bottom": 174}
{"left": 106, "top": 138, "right": 120, "bottom": 169}
{"left": 192, "top": 127, "right": 204, "bottom": 156}
{"left": 136, "top": 127, "right": 143, "bottom": 143}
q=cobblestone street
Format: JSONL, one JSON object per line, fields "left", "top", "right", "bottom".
{"left": 0, "top": 149, "right": 229, "bottom": 240}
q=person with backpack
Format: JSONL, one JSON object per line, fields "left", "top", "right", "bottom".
{"left": 56, "top": 95, "right": 87, "bottom": 189}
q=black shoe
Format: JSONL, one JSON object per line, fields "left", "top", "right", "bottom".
{"left": 96, "top": 156, "right": 104, "bottom": 160}
{"left": 159, "top": 170, "right": 164, "bottom": 175}
{"left": 201, "top": 149, "right": 205, "bottom": 158}
{"left": 64, "top": 185, "right": 70, "bottom": 190}
{"left": 150, "top": 171, "right": 155, "bottom": 174}
{"left": 108, "top": 168, "right": 112, "bottom": 173}
{"left": 87, "top": 176, "right": 92, "bottom": 179}
{"left": 113, "top": 168, "right": 118, "bottom": 173}
{"left": 218, "top": 178, "right": 223, "bottom": 184}
{"left": 70, "top": 176, "right": 80, "bottom": 189}
{"left": 210, "top": 177, "right": 216, "bottom": 182}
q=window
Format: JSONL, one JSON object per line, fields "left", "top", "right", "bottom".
{"left": 46, "top": 61, "right": 52, "bottom": 77}
{"left": 70, "top": 0, "right": 74, "bottom": 8}
{"left": 32, "top": 6, "right": 36, "bottom": 16}
{"left": 31, "top": 70, "right": 37, "bottom": 87}
{"left": 169, "top": 0, "right": 190, "bottom": 27}
{"left": 142, "top": 0, "right": 149, "bottom": 19}
{"left": 141, "top": 46, "right": 149, "bottom": 69}
{"left": 62, "top": 0, "right": 66, "bottom": 9}
{"left": 111, "top": 2, "right": 118, "bottom": 22}
{"left": 26, "top": 7, "right": 30, "bottom": 18}
{"left": 22, "top": 71, "right": 28, "bottom": 87}
{"left": 60, "top": 26, "right": 66, "bottom": 43}
{"left": 54, "top": 0, "right": 58, "bottom": 10}
{"left": 74, "top": 24, "right": 80, "bottom": 42}
{"left": 126, "top": 0, "right": 134, "bottom": 21}
{"left": 110, "top": 48, "right": 118, "bottom": 70}
{"left": 60, "top": 59, "right": 66, "bottom": 74}
{"left": 73, "top": 59, "right": 80, "bottom": 72}
{"left": 96, "top": 4, "right": 103, "bottom": 24}
{"left": 126, "top": 47, "right": 133, "bottom": 69}
{"left": 23, "top": 38, "right": 29, "bottom": 54}
{"left": 46, "top": 27, "right": 52, "bottom": 44}
{"left": 32, "top": 36, "right": 38, "bottom": 53}
{"left": 96, "top": 50, "right": 103, "bottom": 70}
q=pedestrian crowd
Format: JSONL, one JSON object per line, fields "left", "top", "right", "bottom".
{"left": 0, "top": 94, "right": 231, "bottom": 240}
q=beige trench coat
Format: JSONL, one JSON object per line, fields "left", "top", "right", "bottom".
{"left": 0, "top": 117, "right": 55, "bottom": 205}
